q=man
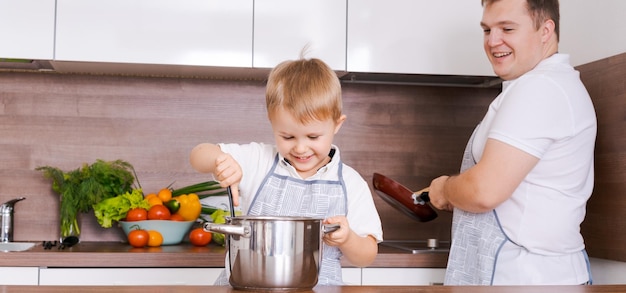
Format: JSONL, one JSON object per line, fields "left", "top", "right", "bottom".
{"left": 426, "top": 0, "right": 597, "bottom": 285}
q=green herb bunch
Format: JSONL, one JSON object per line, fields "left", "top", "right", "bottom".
{"left": 37, "top": 159, "right": 135, "bottom": 240}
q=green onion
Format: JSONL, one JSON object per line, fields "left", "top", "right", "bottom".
{"left": 201, "top": 205, "right": 218, "bottom": 215}
{"left": 171, "top": 180, "right": 227, "bottom": 198}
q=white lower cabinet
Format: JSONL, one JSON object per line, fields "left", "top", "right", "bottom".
{"left": 38, "top": 268, "right": 222, "bottom": 286}
{"left": 0, "top": 267, "right": 39, "bottom": 285}
{"left": 360, "top": 268, "right": 445, "bottom": 286}
{"left": 341, "top": 268, "right": 362, "bottom": 285}
{"left": 22, "top": 267, "right": 444, "bottom": 286}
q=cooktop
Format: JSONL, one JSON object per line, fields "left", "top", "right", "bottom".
{"left": 380, "top": 239, "right": 450, "bottom": 254}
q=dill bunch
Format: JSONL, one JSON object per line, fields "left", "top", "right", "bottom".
{"left": 37, "top": 159, "right": 135, "bottom": 240}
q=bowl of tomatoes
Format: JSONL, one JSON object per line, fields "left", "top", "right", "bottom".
{"left": 119, "top": 220, "right": 195, "bottom": 245}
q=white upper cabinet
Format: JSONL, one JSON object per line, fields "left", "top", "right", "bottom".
{"left": 560, "top": 0, "right": 626, "bottom": 67}
{"left": 253, "top": 0, "right": 347, "bottom": 71}
{"left": 26, "top": 0, "right": 623, "bottom": 77}
{"left": 55, "top": 0, "right": 253, "bottom": 67}
{"left": 347, "top": 0, "right": 494, "bottom": 76}
{"left": 0, "top": 0, "right": 55, "bottom": 60}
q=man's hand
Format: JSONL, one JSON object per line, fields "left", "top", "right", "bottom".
{"left": 428, "top": 176, "right": 454, "bottom": 212}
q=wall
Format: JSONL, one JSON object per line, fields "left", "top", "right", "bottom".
{"left": 0, "top": 70, "right": 496, "bottom": 243}
{"left": 560, "top": 0, "right": 626, "bottom": 67}
{"left": 578, "top": 52, "right": 626, "bottom": 262}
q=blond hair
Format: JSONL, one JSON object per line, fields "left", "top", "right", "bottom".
{"left": 266, "top": 58, "right": 342, "bottom": 124}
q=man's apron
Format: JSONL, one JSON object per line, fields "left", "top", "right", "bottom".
{"left": 444, "top": 125, "right": 507, "bottom": 285}
{"left": 215, "top": 154, "right": 348, "bottom": 285}
{"left": 444, "top": 126, "right": 593, "bottom": 285}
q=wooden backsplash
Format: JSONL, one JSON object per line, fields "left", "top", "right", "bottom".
{"left": 0, "top": 70, "right": 496, "bottom": 243}
{"left": 578, "top": 52, "right": 626, "bottom": 262}
{"left": 2, "top": 52, "right": 623, "bottom": 262}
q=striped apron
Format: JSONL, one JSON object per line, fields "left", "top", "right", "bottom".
{"left": 215, "top": 154, "right": 348, "bottom": 285}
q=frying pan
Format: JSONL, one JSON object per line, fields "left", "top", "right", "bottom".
{"left": 372, "top": 173, "right": 437, "bottom": 222}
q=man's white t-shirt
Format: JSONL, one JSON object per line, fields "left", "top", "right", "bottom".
{"left": 471, "top": 54, "right": 597, "bottom": 284}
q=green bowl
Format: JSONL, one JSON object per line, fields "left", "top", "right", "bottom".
{"left": 119, "top": 220, "right": 195, "bottom": 245}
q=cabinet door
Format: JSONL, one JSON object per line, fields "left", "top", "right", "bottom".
{"left": 253, "top": 0, "right": 346, "bottom": 71}
{"left": 55, "top": 0, "right": 253, "bottom": 67}
{"left": 342, "top": 268, "right": 362, "bottom": 285}
{"left": 0, "top": 267, "right": 39, "bottom": 285}
{"left": 0, "top": 0, "right": 55, "bottom": 60}
{"left": 347, "top": 0, "right": 493, "bottom": 76}
{"left": 39, "top": 268, "right": 222, "bottom": 285}
{"left": 361, "top": 268, "right": 445, "bottom": 286}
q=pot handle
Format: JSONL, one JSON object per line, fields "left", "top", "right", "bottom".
{"left": 322, "top": 223, "right": 340, "bottom": 234}
{"left": 203, "top": 222, "right": 250, "bottom": 238}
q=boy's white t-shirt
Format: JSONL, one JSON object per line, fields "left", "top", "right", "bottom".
{"left": 218, "top": 142, "right": 383, "bottom": 242}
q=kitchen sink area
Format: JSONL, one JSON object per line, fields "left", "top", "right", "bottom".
{"left": 0, "top": 242, "right": 37, "bottom": 252}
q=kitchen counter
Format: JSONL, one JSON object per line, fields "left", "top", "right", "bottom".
{"left": 0, "top": 241, "right": 448, "bottom": 268}
{"left": 1, "top": 285, "right": 625, "bottom": 292}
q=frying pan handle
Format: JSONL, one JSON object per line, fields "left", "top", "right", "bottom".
{"left": 322, "top": 223, "right": 340, "bottom": 234}
{"left": 412, "top": 191, "right": 430, "bottom": 205}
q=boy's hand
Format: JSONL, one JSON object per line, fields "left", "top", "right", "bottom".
{"left": 322, "top": 216, "right": 350, "bottom": 247}
{"left": 214, "top": 153, "right": 243, "bottom": 206}
{"left": 323, "top": 216, "right": 378, "bottom": 267}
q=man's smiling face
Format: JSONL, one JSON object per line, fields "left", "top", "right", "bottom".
{"left": 480, "top": 0, "right": 553, "bottom": 80}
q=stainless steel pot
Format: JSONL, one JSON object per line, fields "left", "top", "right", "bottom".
{"left": 203, "top": 216, "right": 339, "bottom": 291}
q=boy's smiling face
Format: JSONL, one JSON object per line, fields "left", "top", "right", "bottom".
{"left": 271, "top": 107, "right": 345, "bottom": 179}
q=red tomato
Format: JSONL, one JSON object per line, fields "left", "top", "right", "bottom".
{"left": 189, "top": 227, "right": 213, "bottom": 247}
{"left": 169, "top": 213, "right": 185, "bottom": 222}
{"left": 128, "top": 229, "right": 149, "bottom": 248}
{"left": 147, "top": 205, "right": 171, "bottom": 220}
{"left": 125, "top": 208, "right": 148, "bottom": 221}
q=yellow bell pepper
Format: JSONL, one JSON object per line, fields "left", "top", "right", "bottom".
{"left": 173, "top": 193, "right": 202, "bottom": 221}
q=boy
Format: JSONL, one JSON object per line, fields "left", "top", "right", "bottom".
{"left": 190, "top": 57, "right": 383, "bottom": 285}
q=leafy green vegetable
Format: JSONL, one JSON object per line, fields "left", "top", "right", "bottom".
{"left": 210, "top": 209, "right": 228, "bottom": 246}
{"left": 37, "top": 159, "right": 135, "bottom": 239}
{"left": 93, "top": 189, "right": 150, "bottom": 228}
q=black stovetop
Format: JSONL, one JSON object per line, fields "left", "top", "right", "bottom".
{"left": 380, "top": 239, "right": 450, "bottom": 254}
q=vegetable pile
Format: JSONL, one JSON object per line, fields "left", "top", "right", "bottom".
{"left": 112, "top": 182, "right": 230, "bottom": 247}
{"left": 95, "top": 180, "right": 228, "bottom": 226}
{"left": 37, "top": 158, "right": 232, "bottom": 247}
